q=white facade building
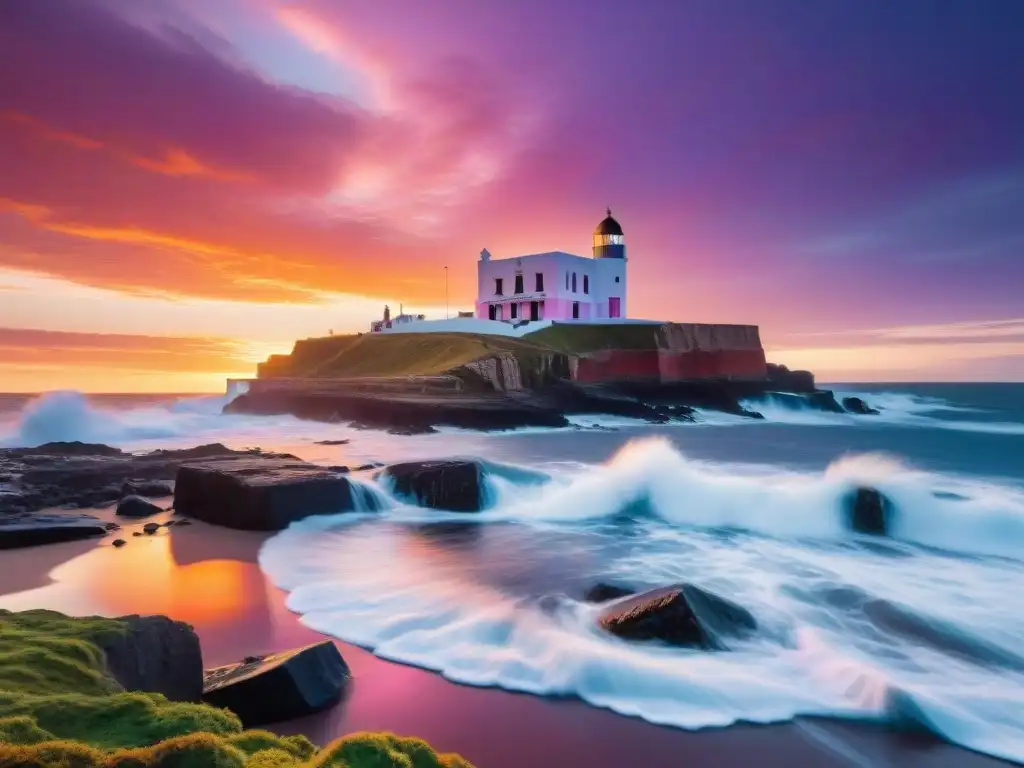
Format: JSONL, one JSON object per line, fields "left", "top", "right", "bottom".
{"left": 476, "top": 210, "right": 628, "bottom": 323}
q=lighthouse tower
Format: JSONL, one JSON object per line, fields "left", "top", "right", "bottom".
{"left": 592, "top": 208, "right": 626, "bottom": 260}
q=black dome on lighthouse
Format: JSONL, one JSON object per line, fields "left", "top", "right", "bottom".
{"left": 595, "top": 208, "right": 623, "bottom": 237}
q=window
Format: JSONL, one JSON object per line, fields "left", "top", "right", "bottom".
{"left": 511, "top": 303, "right": 518, "bottom": 319}
{"left": 615, "top": 276, "right": 620, "bottom": 283}
{"left": 583, "top": 275, "right": 589, "bottom": 294}
{"left": 565, "top": 272, "right": 569, "bottom": 290}
{"left": 571, "top": 272, "right": 577, "bottom": 292}
{"left": 514, "top": 274, "right": 524, "bottom": 294}
{"left": 495, "top": 278, "right": 503, "bottom": 296}
{"left": 535, "top": 272, "right": 544, "bottom": 291}
{"left": 609, "top": 297, "right": 621, "bottom": 318}
{"left": 572, "top": 301, "right": 580, "bottom": 319}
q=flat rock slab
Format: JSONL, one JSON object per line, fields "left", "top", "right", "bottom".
{"left": 202, "top": 641, "right": 350, "bottom": 726}
{"left": 174, "top": 456, "right": 362, "bottom": 530}
{"left": 0, "top": 514, "right": 108, "bottom": 549}
{"left": 381, "top": 460, "right": 483, "bottom": 512}
{"left": 598, "top": 583, "right": 757, "bottom": 650}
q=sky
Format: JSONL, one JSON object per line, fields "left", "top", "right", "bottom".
{"left": 1, "top": 0, "right": 1023, "bottom": 392}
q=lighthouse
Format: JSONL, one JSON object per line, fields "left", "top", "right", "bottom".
{"left": 475, "top": 209, "right": 628, "bottom": 322}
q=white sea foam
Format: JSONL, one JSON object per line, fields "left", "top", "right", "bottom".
{"left": 260, "top": 438, "right": 1024, "bottom": 763}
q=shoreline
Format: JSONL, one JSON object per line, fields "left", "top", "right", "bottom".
{"left": 0, "top": 510, "right": 1013, "bottom": 767}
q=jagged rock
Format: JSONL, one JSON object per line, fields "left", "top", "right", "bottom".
{"left": 846, "top": 487, "right": 892, "bottom": 536}
{"left": 842, "top": 396, "right": 880, "bottom": 415}
{"left": 121, "top": 481, "right": 174, "bottom": 497}
{"left": 112, "top": 538, "right": 126, "bottom": 548}
{"left": 0, "top": 515, "right": 108, "bottom": 549}
{"left": 174, "top": 457, "right": 363, "bottom": 531}
{"left": 202, "top": 641, "right": 350, "bottom": 726}
{"left": 382, "top": 460, "right": 483, "bottom": 512}
{"left": 142, "top": 522, "right": 161, "bottom": 535}
{"left": 805, "top": 391, "right": 845, "bottom": 413}
{"left": 583, "top": 583, "right": 636, "bottom": 603}
{"left": 116, "top": 495, "right": 163, "bottom": 519}
{"left": 598, "top": 584, "right": 757, "bottom": 650}
{"left": 96, "top": 615, "right": 203, "bottom": 702}
{"left": 5, "top": 441, "right": 124, "bottom": 458}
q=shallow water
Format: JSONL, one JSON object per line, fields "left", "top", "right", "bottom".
{"left": 1, "top": 384, "right": 1023, "bottom": 763}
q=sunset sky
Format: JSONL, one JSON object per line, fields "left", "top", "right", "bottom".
{"left": 2, "top": 0, "right": 1023, "bottom": 392}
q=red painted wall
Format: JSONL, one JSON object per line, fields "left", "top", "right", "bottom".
{"left": 573, "top": 348, "right": 767, "bottom": 383}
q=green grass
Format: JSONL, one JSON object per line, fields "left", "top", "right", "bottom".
{"left": 0, "top": 610, "right": 473, "bottom": 767}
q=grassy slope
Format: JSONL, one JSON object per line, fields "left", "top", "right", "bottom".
{"left": 258, "top": 323, "right": 668, "bottom": 381}
{"left": 0, "top": 610, "right": 472, "bottom": 768}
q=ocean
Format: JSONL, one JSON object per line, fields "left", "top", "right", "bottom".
{"left": 1, "top": 384, "right": 1023, "bottom": 763}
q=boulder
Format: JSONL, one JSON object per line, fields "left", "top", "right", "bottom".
{"left": 842, "top": 396, "right": 880, "bottom": 415}
{"left": 845, "top": 487, "right": 892, "bottom": 536}
{"left": 116, "top": 495, "right": 163, "bottom": 518}
{"left": 112, "top": 538, "right": 127, "bottom": 548}
{"left": 0, "top": 514, "right": 108, "bottom": 549}
{"left": 96, "top": 615, "right": 204, "bottom": 702}
{"left": 142, "top": 522, "right": 161, "bottom": 535}
{"left": 382, "top": 460, "right": 483, "bottom": 512}
{"left": 583, "top": 583, "right": 637, "bottom": 603}
{"left": 173, "top": 456, "right": 363, "bottom": 531}
{"left": 202, "top": 641, "right": 350, "bottom": 726}
{"left": 597, "top": 584, "right": 757, "bottom": 650}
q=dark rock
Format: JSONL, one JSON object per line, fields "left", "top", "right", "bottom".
{"left": 174, "top": 519, "right": 192, "bottom": 526}
{"left": 766, "top": 364, "right": 815, "bottom": 393}
{"left": 96, "top": 615, "right": 203, "bottom": 702}
{"left": 142, "top": 522, "right": 161, "bottom": 535}
{"left": 116, "top": 495, "right": 163, "bottom": 519}
{"left": 112, "top": 538, "right": 127, "bottom": 548}
{"left": 173, "top": 456, "right": 364, "bottom": 531}
{"left": 202, "top": 641, "right": 350, "bottom": 726}
{"left": 161, "top": 520, "right": 175, "bottom": 527}
{"left": 598, "top": 583, "right": 757, "bottom": 650}
{"left": 842, "top": 396, "right": 880, "bottom": 415}
{"left": 132, "top": 532, "right": 142, "bottom": 537}
{"left": 0, "top": 515, "right": 108, "bottom": 549}
{"left": 314, "top": 439, "right": 350, "bottom": 446}
{"left": 6, "top": 441, "right": 124, "bottom": 458}
{"left": 846, "top": 487, "right": 893, "bottom": 536}
{"left": 104, "top": 522, "right": 120, "bottom": 531}
{"left": 804, "top": 391, "right": 845, "bottom": 413}
{"left": 583, "top": 583, "right": 637, "bottom": 603}
{"left": 382, "top": 460, "right": 483, "bottom": 512}
{"left": 145, "top": 443, "right": 239, "bottom": 460}
{"left": 353, "top": 463, "right": 381, "bottom": 472}
{"left": 121, "top": 481, "right": 174, "bottom": 497}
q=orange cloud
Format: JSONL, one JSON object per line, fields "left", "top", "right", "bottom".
{"left": 130, "top": 148, "right": 257, "bottom": 183}
{"left": 0, "top": 110, "right": 103, "bottom": 150}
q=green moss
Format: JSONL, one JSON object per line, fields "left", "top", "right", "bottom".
{"left": 0, "top": 611, "right": 475, "bottom": 768}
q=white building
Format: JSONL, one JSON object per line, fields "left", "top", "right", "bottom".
{"left": 475, "top": 210, "right": 628, "bottom": 323}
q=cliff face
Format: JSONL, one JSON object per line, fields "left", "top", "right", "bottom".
{"left": 571, "top": 323, "right": 767, "bottom": 384}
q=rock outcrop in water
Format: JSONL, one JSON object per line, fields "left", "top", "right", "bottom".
{"left": 845, "top": 487, "right": 893, "bottom": 536}
{"left": 381, "top": 460, "right": 484, "bottom": 512}
{"left": 174, "top": 456, "right": 366, "bottom": 531}
{"left": 202, "top": 641, "right": 350, "bottom": 726}
{"left": 597, "top": 583, "right": 757, "bottom": 650}
{"left": 842, "top": 396, "right": 880, "bottom": 415}
{"left": 0, "top": 513, "right": 109, "bottom": 549}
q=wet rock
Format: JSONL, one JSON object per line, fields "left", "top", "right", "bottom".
{"left": 0, "top": 514, "right": 108, "bottom": 549}
{"left": 846, "top": 487, "right": 893, "bottom": 536}
{"left": 202, "top": 641, "right": 350, "bottom": 726}
{"left": 104, "top": 522, "right": 120, "bottom": 531}
{"left": 382, "top": 460, "right": 483, "bottom": 512}
{"left": 116, "top": 495, "right": 163, "bottom": 519}
{"left": 112, "top": 538, "right": 127, "bottom": 548}
{"left": 842, "top": 396, "right": 880, "bottom": 415}
{"left": 142, "top": 522, "right": 161, "bottom": 535}
{"left": 583, "top": 583, "right": 637, "bottom": 603}
{"left": 805, "top": 391, "right": 846, "bottom": 413}
{"left": 121, "top": 481, "right": 174, "bottom": 497}
{"left": 598, "top": 583, "right": 757, "bottom": 650}
{"left": 174, "top": 519, "right": 192, "bottom": 527}
{"left": 132, "top": 532, "right": 142, "bottom": 537}
{"left": 97, "top": 615, "right": 203, "bottom": 702}
{"left": 173, "top": 456, "right": 363, "bottom": 531}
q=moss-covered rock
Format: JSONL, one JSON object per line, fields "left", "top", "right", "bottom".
{"left": 0, "top": 610, "right": 474, "bottom": 767}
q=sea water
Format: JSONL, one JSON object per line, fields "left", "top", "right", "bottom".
{"left": 1, "top": 384, "right": 1023, "bottom": 762}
